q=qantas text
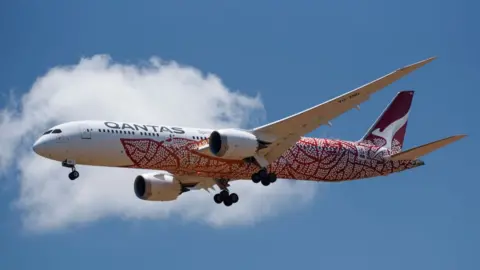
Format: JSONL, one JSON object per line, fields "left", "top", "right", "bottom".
{"left": 104, "top": 122, "right": 185, "bottom": 134}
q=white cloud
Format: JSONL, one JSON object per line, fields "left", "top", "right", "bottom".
{"left": 0, "top": 55, "right": 317, "bottom": 232}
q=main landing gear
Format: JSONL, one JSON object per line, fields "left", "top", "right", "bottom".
{"left": 62, "top": 159, "right": 79, "bottom": 180}
{"left": 213, "top": 190, "right": 239, "bottom": 207}
{"left": 251, "top": 168, "right": 277, "bottom": 186}
{"left": 212, "top": 169, "right": 276, "bottom": 206}
{"left": 213, "top": 178, "right": 239, "bottom": 207}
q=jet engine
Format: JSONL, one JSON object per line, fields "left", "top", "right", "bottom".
{"left": 208, "top": 128, "right": 268, "bottom": 159}
{"left": 133, "top": 172, "right": 183, "bottom": 201}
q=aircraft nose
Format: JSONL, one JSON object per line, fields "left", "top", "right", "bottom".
{"left": 32, "top": 138, "right": 48, "bottom": 156}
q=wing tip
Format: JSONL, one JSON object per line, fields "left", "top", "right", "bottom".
{"left": 452, "top": 134, "right": 468, "bottom": 140}
{"left": 399, "top": 56, "right": 437, "bottom": 72}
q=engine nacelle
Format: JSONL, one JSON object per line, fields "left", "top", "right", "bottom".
{"left": 209, "top": 128, "right": 265, "bottom": 159}
{"left": 133, "top": 172, "right": 182, "bottom": 201}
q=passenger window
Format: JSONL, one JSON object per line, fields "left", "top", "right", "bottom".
{"left": 52, "top": 129, "right": 62, "bottom": 134}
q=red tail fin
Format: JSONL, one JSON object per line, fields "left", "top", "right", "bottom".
{"left": 359, "top": 90, "right": 414, "bottom": 154}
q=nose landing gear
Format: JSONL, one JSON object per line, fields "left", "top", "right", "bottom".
{"left": 62, "top": 159, "right": 79, "bottom": 180}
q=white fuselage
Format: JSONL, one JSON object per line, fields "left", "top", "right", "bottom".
{"left": 32, "top": 120, "right": 423, "bottom": 182}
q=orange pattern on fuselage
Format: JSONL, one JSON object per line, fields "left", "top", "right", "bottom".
{"left": 120, "top": 137, "right": 422, "bottom": 181}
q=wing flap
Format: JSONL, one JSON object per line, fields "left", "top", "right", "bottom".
{"left": 388, "top": 134, "right": 466, "bottom": 161}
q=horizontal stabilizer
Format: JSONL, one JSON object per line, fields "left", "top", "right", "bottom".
{"left": 388, "top": 134, "right": 466, "bottom": 161}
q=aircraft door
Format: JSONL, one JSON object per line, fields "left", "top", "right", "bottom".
{"left": 80, "top": 125, "right": 92, "bottom": 139}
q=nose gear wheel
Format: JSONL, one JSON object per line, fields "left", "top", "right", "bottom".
{"left": 62, "top": 159, "right": 79, "bottom": 180}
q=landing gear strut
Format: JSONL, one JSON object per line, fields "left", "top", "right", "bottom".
{"left": 213, "top": 178, "right": 239, "bottom": 207}
{"left": 62, "top": 159, "right": 79, "bottom": 180}
{"left": 251, "top": 168, "right": 277, "bottom": 186}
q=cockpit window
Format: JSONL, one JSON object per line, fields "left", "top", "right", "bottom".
{"left": 43, "top": 130, "right": 52, "bottom": 135}
{"left": 51, "top": 129, "right": 62, "bottom": 134}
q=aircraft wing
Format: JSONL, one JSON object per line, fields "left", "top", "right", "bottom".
{"left": 252, "top": 57, "right": 437, "bottom": 164}
{"left": 174, "top": 173, "right": 244, "bottom": 190}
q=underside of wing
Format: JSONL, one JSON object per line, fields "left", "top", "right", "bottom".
{"left": 252, "top": 57, "right": 437, "bottom": 163}
{"left": 175, "top": 174, "right": 245, "bottom": 193}
{"left": 174, "top": 174, "right": 218, "bottom": 192}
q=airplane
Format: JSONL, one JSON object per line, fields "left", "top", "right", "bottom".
{"left": 32, "top": 56, "right": 466, "bottom": 207}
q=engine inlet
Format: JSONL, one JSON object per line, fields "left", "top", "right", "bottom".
{"left": 134, "top": 175, "right": 146, "bottom": 198}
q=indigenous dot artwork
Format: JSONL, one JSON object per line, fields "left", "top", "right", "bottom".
{"left": 120, "top": 137, "right": 423, "bottom": 181}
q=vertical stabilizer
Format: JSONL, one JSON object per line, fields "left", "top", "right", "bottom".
{"left": 359, "top": 90, "right": 414, "bottom": 154}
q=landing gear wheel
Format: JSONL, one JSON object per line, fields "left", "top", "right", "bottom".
{"left": 252, "top": 168, "right": 277, "bottom": 186}
{"left": 268, "top": 172, "right": 277, "bottom": 183}
{"left": 223, "top": 196, "right": 233, "bottom": 206}
{"left": 213, "top": 178, "right": 240, "bottom": 206}
{"left": 258, "top": 169, "right": 268, "bottom": 179}
{"left": 214, "top": 194, "right": 222, "bottom": 204}
{"left": 230, "top": 193, "right": 239, "bottom": 204}
{"left": 63, "top": 159, "right": 79, "bottom": 181}
{"left": 251, "top": 173, "right": 261, "bottom": 183}
{"left": 220, "top": 190, "right": 229, "bottom": 199}
{"left": 213, "top": 189, "right": 239, "bottom": 206}
{"left": 68, "top": 170, "right": 79, "bottom": 180}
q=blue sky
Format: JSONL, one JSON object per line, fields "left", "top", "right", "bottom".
{"left": 1, "top": 0, "right": 478, "bottom": 269}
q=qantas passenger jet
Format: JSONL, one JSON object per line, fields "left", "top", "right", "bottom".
{"left": 32, "top": 57, "right": 466, "bottom": 207}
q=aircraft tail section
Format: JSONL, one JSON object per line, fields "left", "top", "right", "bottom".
{"left": 359, "top": 90, "right": 414, "bottom": 154}
{"left": 388, "top": 134, "right": 466, "bottom": 161}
